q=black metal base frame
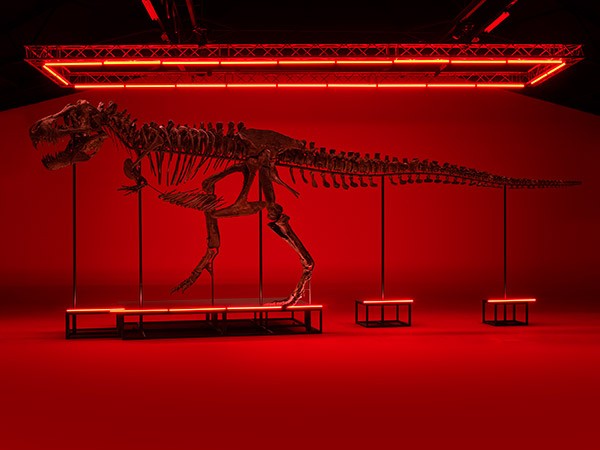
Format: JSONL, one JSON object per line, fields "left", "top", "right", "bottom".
{"left": 66, "top": 307, "right": 323, "bottom": 339}
{"left": 482, "top": 300, "right": 530, "bottom": 326}
{"left": 355, "top": 301, "right": 412, "bottom": 328}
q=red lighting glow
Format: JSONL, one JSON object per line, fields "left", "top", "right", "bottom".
{"left": 394, "top": 58, "right": 450, "bottom": 64}
{"left": 220, "top": 60, "right": 278, "bottom": 65}
{"left": 162, "top": 60, "right": 220, "bottom": 65}
{"left": 429, "top": 84, "right": 477, "bottom": 88}
{"left": 45, "top": 61, "right": 103, "bottom": 67}
{"left": 169, "top": 307, "right": 227, "bottom": 312}
{"left": 487, "top": 298, "right": 536, "bottom": 303}
{"left": 41, "top": 65, "right": 69, "bottom": 86}
{"left": 103, "top": 60, "right": 161, "bottom": 65}
{"left": 69, "top": 83, "right": 529, "bottom": 89}
{"left": 74, "top": 84, "right": 126, "bottom": 89}
{"left": 484, "top": 12, "right": 510, "bottom": 33}
{"left": 336, "top": 60, "right": 393, "bottom": 65}
{"left": 125, "top": 84, "right": 176, "bottom": 88}
{"left": 66, "top": 308, "right": 124, "bottom": 313}
{"left": 361, "top": 299, "right": 414, "bottom": 304}
{"left": 328, "top": 84, "right": 378, "bottom": 88}
{"left": 175, "top": 83, "right": 227, "bottom": 88}
{"left": 111, "top": 309, "right": 170, "bottom": 313}
{"left": 227, "top": 306, "right": 283, "bottom": 311}
{"left": 227, "top": 84, "right": 278, "bottom": 88}
{"left": 278, "top": 60, "right": 336, "bottom": 65}
{"left": 141, "top": 0, "right": 159, "bottom": 21}
{"left": 529, "top": 62, "right": 567, "bottom": 85}
{"left": 509, "top": 59, "right": 564, "bottom": 64}
{"left": 278, "top": 84, "right": 328, "bottom": 88}
{"left": 378, "top": 84, "right": 427, "bottom": 88}
{"left": 476, "top": 83, "right": 525, "bottom": 88}
{"left": 287, "top": 305, "right": 324, "bottom": 309}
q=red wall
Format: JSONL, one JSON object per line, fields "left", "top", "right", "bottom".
{"left": 1, "top": 88, "right": 598, "bottom": 309}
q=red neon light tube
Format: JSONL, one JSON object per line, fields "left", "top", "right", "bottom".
{"left": 227, "top": 306, "right": 283, "bottom": 311}
{"left": 362, "top": 299, "right": 414, "bottom": 304}
{"left": 45, "top": 61, "right": 103, "bottom": 67}
{"left": 394, "top": 58, "right": 450, "bottom": 64}
{"left": 484, "top": 12, "right": 510, "bottom": 33}
{"left": 125, "top": 84, "right": 176, "bottom": 88}
{"left": 477, "top": 83, "right": 525, "bottom": 88}
{"left": 278, "top": 84, "right": 328, "bottom": 88}
{"left": 162, "top": 60, "right": 220, "bottom": 65}
{"left": 529, "top": 62, "right": 567, "bottom": 85}
{"left": 103, "top": 60, "right": 161, "bottom": 65}
{"left": 175, "top": 83, "right": 227, "bottom": 88}
{"left": 287, "top": 305, "right": 323, "bottom": 309}
{"left": 141, "top": 0, "right": 159, "bottom": 21}
{"left": 378, "top": 84, "right": 427, "bottom": 88}
{"left": 74, "top": 84, "right": 126, "bottom": 89}
{"left": 42, "top": 65, "right": 69, "bottom": 85}
{"left": 66, "top": 308, "right": 124, "bottom": 313}
{"left": 111, "top": 308, "right": 169, "bottom": 313}
{"left": 169, "top": 307, "right": 227, "bottom": 312}
{"left": 487, "top": 298, "right": 536, "bottom": 303}
{"left": 278, "top": 60, "right": 336, "bottom": 65}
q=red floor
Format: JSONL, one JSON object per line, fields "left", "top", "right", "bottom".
{"left": 1, "top": 293, "right": 599, "bottom": 449}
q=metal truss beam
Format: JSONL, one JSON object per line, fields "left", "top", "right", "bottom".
{"left": 25, "top": 43, "right": 583, "bottom": 89}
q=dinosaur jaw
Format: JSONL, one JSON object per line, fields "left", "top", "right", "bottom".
{"left": 30, "top": 118, "right": 106, "bottom": 170}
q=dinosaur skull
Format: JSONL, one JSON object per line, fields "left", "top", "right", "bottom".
{"left": 29, "top": 99, "right": 107, "bottom": 170}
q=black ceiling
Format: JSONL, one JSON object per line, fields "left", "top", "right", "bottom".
{"left": 2, "top": 0, "right": 599, "bottom": 114}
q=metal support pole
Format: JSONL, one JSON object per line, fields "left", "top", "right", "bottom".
{"left": 258, "top": 178, "right": 264, "bottom": 305}
{"left": 381, "top": 176, "right": 385, "bottom": 301}
{"left": 503, "top": 185, "right": 507, "bottom": 299}
{"left": 138, "top": 184, "right": 143, "bottom": 308}
{"left": 72, "top": 164, "right": 77, "bottom": 309}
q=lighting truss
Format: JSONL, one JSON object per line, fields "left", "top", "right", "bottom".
{"left": 25, "top": 43, "right": 583, "bottom": 89}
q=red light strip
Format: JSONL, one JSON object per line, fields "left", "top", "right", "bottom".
{"left": 227, "top": 306, "right": 283, "bottom": 311}
{"left": 45, "top": 61, "right": 103, "bottom": 67}
{"left": 477, "top": 83, "right": 525, "bottom": 88}
{"left": 487, "top": 298, "right": 536, "bottom": 303}
{"left": 279, "top": 60, "right": 336, "bottom": 65}
{"left": 141, "top": 0, "right": 159, "bottom": 21}
{"left": 71, "top": 82, "right": 527, "bottom": 89}
{"left": 169, "top": 307, "right": 227, "bottom": 312}
{"left": 176, "top": 83, "right": 227, "bottom": 88}
{"left": 162, "top": 60, "right": 220, "bottom": 65}
{"left": 394, "top": 58, "right": 450, "bottom": 64}
{"left": 328, "top": 84, "right": 378, "bottom": 88}
{"left": 378, "top": 83, "right": 427, "bottom": 87}
{"left": 484, "top": 11, "right": 510, "bottom": 33}
{"left": 429, "top": 84, "right": 477, "bottom": 88}
{"left": 42, "top": 65, "right": 70, "bottom": 86}
{"left": 74, "top": 84, "right": 125, "bottom": 88}
{"left": 103, "top": 60, "right": 161, "bottom": 65}
{"left": 42, "top": 57, "right": 565, "bottom": 69}
{"left": 125, "top": 84, "right": 176, "bottom": 88}
{"left": 278, "top": 84, "right": 328, "bottom": 88}
{"left": 337, "top": 60, "right": 393, "bottom": 65}
{"left": 66, "top": 308, "right": 125, "bottom": 313}
{"left": 508, "top": 59, "right": 563, "bottom": 64}
{"left": 362, "top": 299, "right": 414, "bottom": 304}
{"left": 221, "top": 60, "right": 278, "bottom": 65}
{"left": 529, "top": 62, "right": 567, "bottom": 85}
{"left": 287, "top": 305, "right": 323, "bottom": 309}
{"left": 111, "top": 308, "right": 169, "bottom": 313}
{"left": 227, "top": 84, "right": 278, "bottom": 88}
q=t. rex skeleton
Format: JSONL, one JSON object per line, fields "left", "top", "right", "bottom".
{"left": 29, "top": 100, "right": 579, "bottom": 306}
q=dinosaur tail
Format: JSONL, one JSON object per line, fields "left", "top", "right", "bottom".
{"left": 277, "top": 149, "right": 580, "bottom": 190}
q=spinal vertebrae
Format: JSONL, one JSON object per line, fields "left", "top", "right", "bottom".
{"left": 30, "top": 100, "right": 580, "bottom": 306}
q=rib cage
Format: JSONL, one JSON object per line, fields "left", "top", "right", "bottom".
{"left": 105, "top": 107, "right": 579, "bottom": 190}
